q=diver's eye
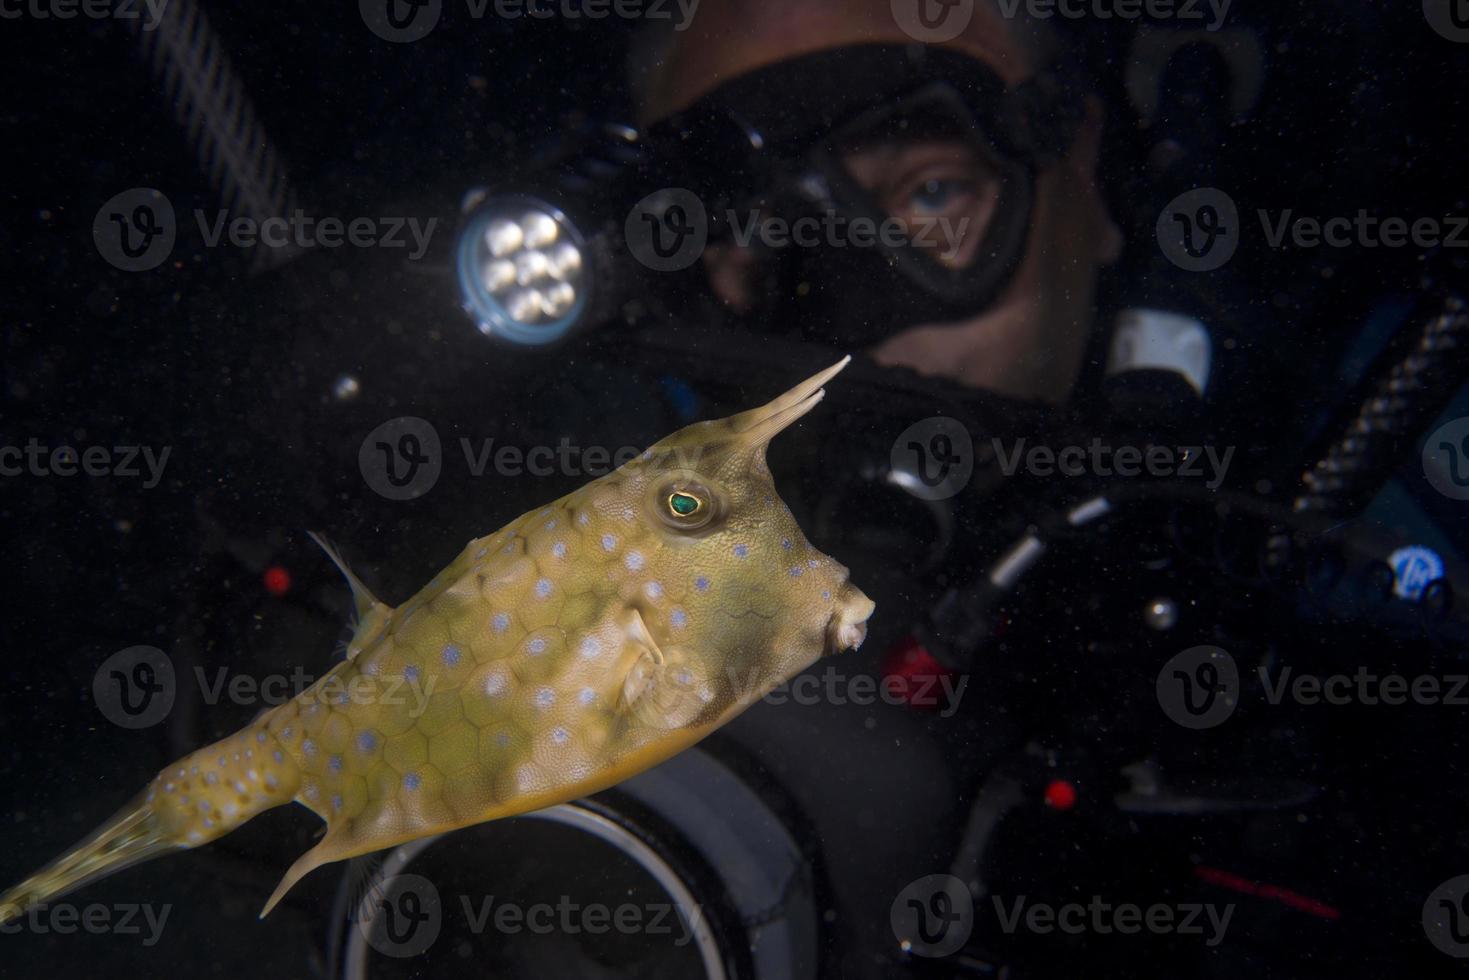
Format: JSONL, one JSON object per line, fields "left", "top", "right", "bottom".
{"left": 653, "top": 479, "right": 719, "bottom": 532}
{"left": 667, "top": 491, "right": 703, "bottom": 518}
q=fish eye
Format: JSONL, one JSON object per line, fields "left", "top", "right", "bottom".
{"left": 653, "top": 479, "right": 719, "bottom": 532}
{"left": 667, "top": 491, "right": 703, "bottom": 517}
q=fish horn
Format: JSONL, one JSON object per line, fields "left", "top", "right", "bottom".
{"left": 730, "top": 355, "right": 851, "bottom": 446}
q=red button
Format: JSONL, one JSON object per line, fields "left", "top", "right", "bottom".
{"left": 1044, "top": 779, "right": 1078, "bottom": 811}
{"left": 263, "top": 565, "right": 291, "bottom": 597}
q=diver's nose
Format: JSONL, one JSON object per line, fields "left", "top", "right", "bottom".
{"left": 826, "top": 581, "right": 875, "bottom": 653}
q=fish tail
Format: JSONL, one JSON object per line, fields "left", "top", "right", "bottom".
{"left": 0, "top": 790, "right": 175, "bottom": 926}
{"left": 1, "top": 720, "right": 301, "bottom": 925}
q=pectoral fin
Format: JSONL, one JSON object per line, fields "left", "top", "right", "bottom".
{"left": 619, "top": 610, "right": 710, "bottom": 730}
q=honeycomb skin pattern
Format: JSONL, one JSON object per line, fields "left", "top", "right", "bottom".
{"left": 0, "top": 359, "right": 875, "bottom": 923}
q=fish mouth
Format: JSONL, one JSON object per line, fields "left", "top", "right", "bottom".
{"left": 825, "top": 581, "right": 876, "bottom": 654}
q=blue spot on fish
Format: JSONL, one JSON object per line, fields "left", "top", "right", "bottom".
{"left": 403, "top": 772, "right": 421, "bottom": 791}
{"left": 442, "top": 644, "right": 462, "bottom": 667}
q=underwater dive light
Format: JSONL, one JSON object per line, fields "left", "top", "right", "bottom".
{"left": 456, "top": 195, "right": 590, "bottom": 346}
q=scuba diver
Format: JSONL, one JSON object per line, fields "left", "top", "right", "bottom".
{"left": 5, "top": 0, "right": 1466, "bottom": 976}
{"left": 632, "top": 0, "right": 1122, "bottom": 405}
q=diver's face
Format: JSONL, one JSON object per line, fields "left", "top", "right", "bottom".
{"left": 648, "top": 0, "right": 1120, "bottom": 404}
{"left": 840, "top": 138, "right": 1000, "bottom": 270}
{"left": 698, "top": 96, "right": 1119, "bottom": 404}
{"left": 863, "top": 98, "right": 1121, "bottom": 404}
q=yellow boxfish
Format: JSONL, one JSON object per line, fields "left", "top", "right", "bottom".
{"left": 0, "top": 357, "right": 873, "bottom": 923}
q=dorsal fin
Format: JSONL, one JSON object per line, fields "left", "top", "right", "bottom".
{"left": 308, "top": 531, "right": 383, "bottom": 618}
{"left": 307, "top": 531, "right": 394, "bottom": 660}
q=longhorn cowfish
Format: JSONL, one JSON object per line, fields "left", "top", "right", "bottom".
{"left": 1, "top": 357, "right": 874, "bottom": 922}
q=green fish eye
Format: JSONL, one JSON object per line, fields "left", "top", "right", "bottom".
{"left": 667, "top": 491, "right": 702, "bottom": 517}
